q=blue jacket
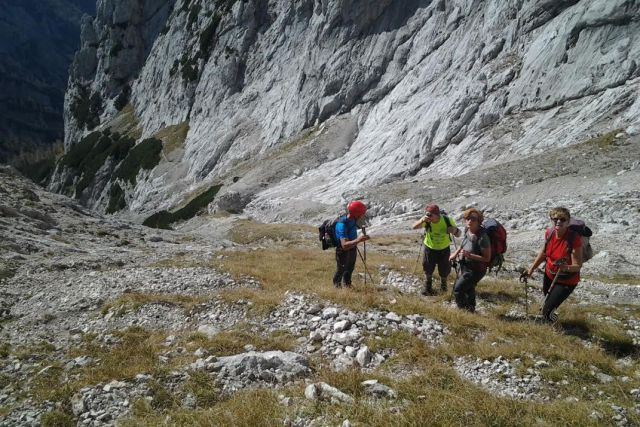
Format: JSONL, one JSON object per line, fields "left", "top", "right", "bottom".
{"left": 334, "top": 215, "right": 358, "bottom": 247}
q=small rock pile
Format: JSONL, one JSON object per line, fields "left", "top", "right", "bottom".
{"left": 261, "top": 294, "right": 447, "bottom": 370}
{"left": 454, "top": 356, "right": 544, "bottom": 400}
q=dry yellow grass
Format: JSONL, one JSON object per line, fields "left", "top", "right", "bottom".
{"left": 74, "top": 224, "right": 639, "bottom": 426}
{"left": 100, "top": 292, "right": 211, "bottom": 316}
{"left": 154, "top": 121, "right": 189, "bottom": 155}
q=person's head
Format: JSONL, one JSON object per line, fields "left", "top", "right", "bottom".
{"left": 463, "top": 208, "right": 483, "bottom": 231}
{"left": 425, "top": 204, "right": 440, "bottom": 221}
{"left": 347, "top": 200, "right": 367, "bottom": 220}
{"left": 549, "top": 207, "right": 571, "bottom": 232}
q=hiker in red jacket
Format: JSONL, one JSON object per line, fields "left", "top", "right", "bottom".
{"left": 527, "top": 207, "right": 583, "bottom": 322}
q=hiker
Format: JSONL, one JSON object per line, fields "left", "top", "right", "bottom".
{"left": 412, "top": 204, "right": 460, "bottom": 295}
{"left": 333, "top": 200, "right": 370, "bottom": 288}
{"left": 449, "top": 208, "right": 491, "bottom": 312}
{"left": 526, "top": 207, "right": 583, "bottom": 322}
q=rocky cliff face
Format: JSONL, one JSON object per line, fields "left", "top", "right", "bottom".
{"left": 0, "top": 0, "right": 95, "bottom": 162}
{"left": 52, "top": 0, "right": 640, "bottom": 223}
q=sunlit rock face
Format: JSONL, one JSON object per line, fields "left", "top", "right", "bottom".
{"left": 56, "top": 0, "right": 640, "bottom": 219}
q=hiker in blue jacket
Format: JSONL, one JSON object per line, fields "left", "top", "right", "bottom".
{"left": 333, "top": 201, "right": 369, "bottom": 288}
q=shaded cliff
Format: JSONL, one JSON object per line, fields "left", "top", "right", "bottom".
{"left": 0, "top": 0, "right": 95, "bottom": 162}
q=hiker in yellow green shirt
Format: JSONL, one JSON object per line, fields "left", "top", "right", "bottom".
{"left": 412, "top": 204, "right": 460, "bottom": 295}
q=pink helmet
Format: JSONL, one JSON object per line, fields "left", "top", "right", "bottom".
{"left": 347, "top": 200, "right": 367, "bottom": 219}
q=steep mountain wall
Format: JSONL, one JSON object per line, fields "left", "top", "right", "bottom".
{"left": 0, "top": 0, "right": 95, "bottom": 162}
{"left": 51, "top": 0, "right": 640, "bottom": 222}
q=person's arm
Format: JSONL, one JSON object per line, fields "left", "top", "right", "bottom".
{"left": 340, "top": 234, "right": 369, "bottom": 251}
{"left": 412, "top": 216, "right": 428, "bottom": 230}
{"left": 449, "top": 246, "right": 462, "bottom": 261}
{"left": 560, "top": 246, "right": 582, "bottom": 273}
{"left": 447, "top": 225, "right": 461, "bottom": 237}
{"left": 462, "top": 246, "right": 491, "bottom": 263}
{"left": 527, "top": 246, "right": 546, "bottom": 276}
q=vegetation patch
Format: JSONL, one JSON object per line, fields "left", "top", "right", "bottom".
{"left": 100, "top": 292, "right": 210, "bottom": 317}
{"left": 186, "top": 327, "right": 296, "bottom": 356}
{"left": 229, "top": 220, "right": 315, "bottom": 244}
{"left": 40, "top": 409, "right": 75, "bottom": 427}
{"left": 9, "top": 142, "right": 62, "bottom": 186}
{"left": 585, "top": 129, "right": 623, "bottom": 149}
{"left": 143, "top": 184, "right": 222, "bottom": 229}
{"left": 106, "top": 182, "right": 126, "bottom": 214}
{"left": 199, "top": 14, "right": 221, "bottom": 60}
{"left": 60, "top": 130, "right": 135, "bottom": 197}
{"left": 153, "top": 121, "right": 190, "bottom": 155}
{"left": 70, "top": 85, "right": 102, "bottom": 130}
{"left": 114, "top": 84, "right": 131, "bottom": 111}
{"left": 113, "top": 138, "right": 163, "bottom": 185}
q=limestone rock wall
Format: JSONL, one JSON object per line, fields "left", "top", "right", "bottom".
{"left": 54, "top": 0, "right": 640, "bottom": 219}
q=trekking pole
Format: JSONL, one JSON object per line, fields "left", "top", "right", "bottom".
{"left": 363, "top": 227, "right": 367, "bottom": 287}
{"left": 519, "top": 270, "right": 529, "bottom": 318}
{"left": 356, "top": 246, "right": 374, "bottom": 284}
{"left": 412, "top": 231, "right": 425, "bottom": 275}
{"left": 449, "top": 232, "right": 460, "bottom": 302}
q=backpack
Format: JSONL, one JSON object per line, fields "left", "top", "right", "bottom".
{"left": 482, "top": 218, "right": 508, "bottom": 273}
{"left": 318, "top": 216, "right": 346, "bottom": 250}
{"left": 545, "top": 218, "right": 593, "bottom": 263}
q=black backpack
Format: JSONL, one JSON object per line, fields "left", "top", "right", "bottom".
{"left": 318, "top": 216, "right": 346, "bottom": 250}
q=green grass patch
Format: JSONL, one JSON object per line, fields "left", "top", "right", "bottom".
{"left": 70, "top": 85, "right": 102, "bottom": 130}
{"left": 60, "top": 130, "right": 135, "bottom": 197}
{"left": 143, "top": 184, "right": 222, "bottom": 229}
{"left": 40, "top": 409, "right": 75, "bottom": 427}
{"left": 183, "top": 371, "right": 220, "bottom": 408}
{"left": 113, "top": 137, "right": 163, "bottom": 185}
{"left": 585, "top": 129, "right": 623, "bottom": 149}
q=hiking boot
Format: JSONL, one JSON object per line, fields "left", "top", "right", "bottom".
{"left": 343, "top": 283, "right": 352, "bottom": 289}
{"left": 421, "top": 279, "right": 435, "bottom": 296}
{"left": 333, "top": 282, "right": 342, "bottom": 289}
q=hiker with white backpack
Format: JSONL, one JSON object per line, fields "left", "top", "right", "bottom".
{"left": 526, "top": 207, "right": 591, "bottom": 322}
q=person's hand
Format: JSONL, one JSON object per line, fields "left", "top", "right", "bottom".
{"left": 526, "top": 267, "right": 535, "bottom": 277}
{"left": 449, "top": 253, "right": 458, "bottom": 262}
{"left": 359, "top": 235, "right": 370, "bottom": 243}
{"left": 422, "top": 215, "right": 430, "bottom": 223}
{"left": 462, "top": 250, "right": 472, "bottom": 260}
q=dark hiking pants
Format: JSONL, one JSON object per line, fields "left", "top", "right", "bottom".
{"left": 423, "top": 246, "right": 451, "bottom": 278}
{"left": 541, "top": 275, "right": 576, "bottom": 321}
{"left": 333, "top": 247, "right": 357, "bottom": 287}
{"left": 453, "top": 263, "right": 486, "bottom": 312}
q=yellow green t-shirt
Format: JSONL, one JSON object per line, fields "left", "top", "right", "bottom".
{"left": 423, "top": 216, "right": 456, "bottom": 250}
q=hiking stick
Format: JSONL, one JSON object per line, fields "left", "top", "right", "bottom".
{"left": 412, "top": 239, "right": 423, "bottom": 276}
{"left": 363, "top": 227, "right": 367, "bottom": 287}
{"left": 356, "top": 246, "right": 374, "bottom": 285}
{"left": 519, "top": 270, "right": 529, "bottom": 318}
{"left": 449, "top": 233, "right": 459, "bottom": 302}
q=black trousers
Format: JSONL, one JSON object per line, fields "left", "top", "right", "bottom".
{"left": 541, "top": 274, "right": 576, "bottom": 320}
{"left": 333, "top": 247, "right": 357, "bottom": 286}
{"left": 453, "top": 263, "right": 486, "bottom": 312}
{"left": 422, "top": 246, "right": 451, "bottom": 278}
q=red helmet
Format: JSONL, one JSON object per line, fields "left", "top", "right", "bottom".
{"left": 347, "top": 200, "right": 367, "bottom": 218}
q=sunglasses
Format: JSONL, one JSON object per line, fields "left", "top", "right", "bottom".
{"left": 464, "top": 216, "right": 478, "bottom": 222}
{"left": 550, "top": 217, "right": 568, "bottom": 223}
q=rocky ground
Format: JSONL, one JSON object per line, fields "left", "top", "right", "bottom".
{"left": 1, "top": 131, "right": 639, "bottom": 427}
